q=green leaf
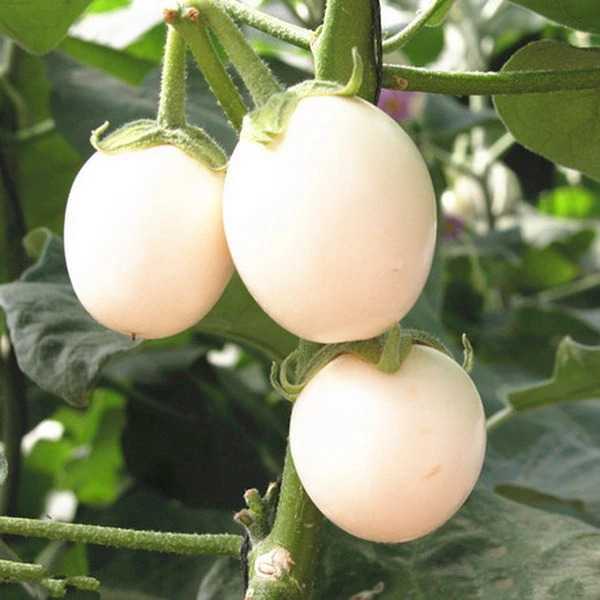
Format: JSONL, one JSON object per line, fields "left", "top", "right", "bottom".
{"left": 316, "top": 487, "right": 600, "bottom": 599}
{"left": 196, "top": 273, "right": 297, "bottom": 361}
{"left": 0, "top": 0, "right": 94, "bottom": 55}
{"left": 509, "top": 0, "right": 600, "bottom": 34}
{"left": 0, "top": 231, "right": 140, "bottom": 406}
{"left": 538, "top": 186, "right": 600, "bottom": 219}
{"left": 58, "top": 36, "right": 156, "bottom": 85}
{"left": 493, "top": 41, "right": 600, "bottom": 181}
{"left": 107, "top": 345, "right": 287, "bottom": 508}
{"left": 86, "top": 0, "right": 132, "bottom": 13}
{"left": 507, "top": 337, "right": 600, "bottom": 412}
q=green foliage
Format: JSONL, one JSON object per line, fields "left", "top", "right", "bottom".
{"left": 0, "top": 0, "right": 599, "bottom": 597}
{"left": 509, "top": 0, "right": 600, "bottom": 34}
{"left": 507, "top": 337, "right": 600, "bottom": 412}
{"left": 0, "top": 232, "right": 140, "bottom": 407}
{"left": 494, "top": 41, "right": 600, "bottom": 181}
{"left": 0, "top": 1, "right": 94, "bottom": 55}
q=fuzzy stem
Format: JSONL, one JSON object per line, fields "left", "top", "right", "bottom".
{"left": 220, "top": 0, "right": 313, "bottom": 49}
{"left": 0, "top": 516, "right": 243, "bottom": 557}
{"left": 312, "top": 0, "right": 380, "bottom": 101}
{"left": 172, "top": 16, "right": 247, "bottom": 132}
{"left": 381, "top": 64, "right": 600, "bottom": 95}
{"left": 245, "top": 447, "right": 324, "bottom": 599}
{"left": 383, "top": 0, "right": 454, "bottom": 53}
{"left": 179, "top": 0, "right": 282, "bottom": 106}
{"left": 157, "top": 27, "right": 188, "bottom": 128}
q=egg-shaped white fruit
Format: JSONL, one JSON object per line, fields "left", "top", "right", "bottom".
{"left": 289, "top": 345, "right": 486, "bottom": 543}
{"left": 223, "top": 95, "right": 437, "bottom": 344}
{"left": 64, "top": 144, "right": 232, "bottom": 339}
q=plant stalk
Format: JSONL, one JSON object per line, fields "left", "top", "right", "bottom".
{"left": 381, "top": 64, "right": 600, "bottom": 95}
{"left": 244, "top": 446, "right": 324, "bottom": 599}
{"left": 0, "top": 516, "right": 243, "bottom": 557}
{"left": 312, "top": 0, "right": 380, "bottom": 101}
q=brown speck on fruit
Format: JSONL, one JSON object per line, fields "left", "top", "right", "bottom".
{"left": 187, "top": 7, "right": 200, "bottom": 22}
{"left": 423, "top": 464, "right": 442, "bottom": 479}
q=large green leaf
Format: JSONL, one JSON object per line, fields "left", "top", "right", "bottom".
{"left": 509, "top": 0, "right": 600, "bottom": 34}
{"left": 493, "top": 41, "right": 600, "bottom": 181}
{"left": 507, "top": 337, "right": 600, "bottom": 412}
{"left": 316, "top": 486, "right": 600, "bottom": 599}
{"left": 0, "top": 231, "right": 140, "bottom": 406}
{"left": 0, "top": 0, "right": 94, "bottom": 55}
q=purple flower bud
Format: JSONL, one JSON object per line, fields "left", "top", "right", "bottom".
{"left": 377, "top": 89, "right": 425, "bottom": 122}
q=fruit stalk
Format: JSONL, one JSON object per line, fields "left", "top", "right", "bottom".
{"left": 312, "top": 0, "right": 380, "bottom": 101}
{"left": 156, "top": 26, "right": 188, "bottom": 128}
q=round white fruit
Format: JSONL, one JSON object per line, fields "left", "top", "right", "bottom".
{"left": 289, "top": 345, "right": 486, "bottom": 543}
{"left": 64, "top": 144, "right": 232, "bottom": 339}
{"left": 223, "top": 95, "right": 437, "bottom": 343}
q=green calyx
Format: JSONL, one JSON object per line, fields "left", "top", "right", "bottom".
{"left": 90, "top": 119, "right": 228, "bottom": 171}
{"left": 240, "top": 47, "right": 364, "bottom": 145}
{"left": 270, "top": 325, "right": 470, "bottom": 402}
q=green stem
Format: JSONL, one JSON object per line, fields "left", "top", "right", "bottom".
{"left": 0, "top": 516, "right": 243, "bottom": 557}
{"left": 382, "top": 0, "right": 454, "bottom": 53}
{"left": 381, "top": 64, "right": 600, "bottom": 95}
{"left": 486, "top": 405, "right": 516, "bottom": 433}
{"left": 157, "top": 27, "right": 188, "bottom": 128}
{"left": 245, "top": 446, "right": 324, "bottom": 599}
{"left": 216, "top": 0, "right": 313, "bottom": 50}
{"left": 312, "top": 0, "right": 380, "bottom": 100}
{"left": 0, "top": 558, "right": 47, "bottom": 582}
{"left": 171, "top": 17, "right": 247, "bottom": 132}
{"left": 179, "top": 0, "right": 282, "bottom": 106}
{"left": 0, "top": 541, "right": 44, "bottom": 598}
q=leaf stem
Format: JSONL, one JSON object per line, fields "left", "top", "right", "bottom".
{"left": 382, "top": 0, "right": 454, "bottom": 53}
{"left": 0, "top": 516, "right": 243, "bottom": 557}
{"left": 381, "top": 64, "right": 600, "bottom": 95}
{"left": 156, "top": 27, "right": 188, "bottom": 128}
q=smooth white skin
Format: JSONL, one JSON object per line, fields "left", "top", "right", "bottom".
{"left": 64, "top": 145, "right": 233, "bottom": 339}
{"left": 289, "top": 345, "right": 487, "bottom": 543}
{"left": 223, "top": 95, "right": 437, "bottom": 343}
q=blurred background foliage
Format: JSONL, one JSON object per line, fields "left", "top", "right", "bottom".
{"left": 0, "top": 0, "right": 599, "bottom": 597}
